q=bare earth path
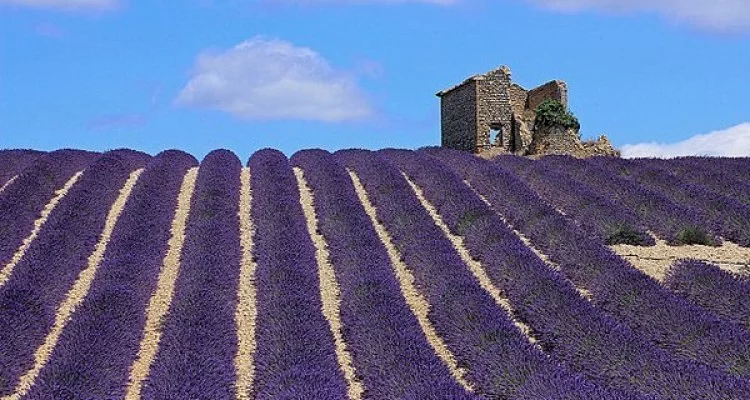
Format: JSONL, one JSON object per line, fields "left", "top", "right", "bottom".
{"left": 611, "top": 240, "right": 750, "bottom": 280}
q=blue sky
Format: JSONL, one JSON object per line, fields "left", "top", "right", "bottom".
{"left": 1, "top": 0, "right": 749, "bottom": 160}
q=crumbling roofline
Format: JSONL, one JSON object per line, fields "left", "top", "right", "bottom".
{"left": 436, "top": 65, "right": 512, "bottom": 97}
{"left": 436, "top": 75, "right": 485, "bottom": 97}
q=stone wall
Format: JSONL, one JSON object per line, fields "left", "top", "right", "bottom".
{"left": 528, "top": 127, "right": 620, "bottom": 158}
{"left": 508, "top": 83, "right": 528, "bottom": 117}
{"left": 528, "top": 125, "right": 583, "bottom": 156}
{"left": 512, "top": 114, "right": 534, "bottom": 155}
{"left": 582, "top": 136, "right": 621, "bottom": 157}
{"left": 476, "top": 67, "right": 512, "bottom": 151}
{"left": 527, "top": 80, "right": 568, "bottom": 112}
{"left": 439, "top": 80, "right": 477, "bottom": 152}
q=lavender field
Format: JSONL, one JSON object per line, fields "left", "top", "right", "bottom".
{"left": 0, "top": 148, "right": 748, "bottom": 400}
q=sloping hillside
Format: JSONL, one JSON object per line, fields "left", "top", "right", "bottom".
{"left": 0, "top": 148, "right": 748, "bottom": 400}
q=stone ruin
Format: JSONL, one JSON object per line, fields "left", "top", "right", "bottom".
{"left": 436, "top": 65, "right": 619, "bottom": 158}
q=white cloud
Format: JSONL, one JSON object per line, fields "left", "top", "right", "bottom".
{"left": 0, "top": 0, "right": 120, "bottom": 11}
{"left": 621, "top": 123, "right": 750, "bottom": 158}
{"left": 175, "top": 37, "right": 374, "bottom": 122}
{"left": 524, "top": 0, "right": 750, "bottom": 32}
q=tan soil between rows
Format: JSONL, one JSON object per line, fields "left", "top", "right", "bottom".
{"left": 463, "top": 180, "right": 594, "bottom": 300}
{"left": 0, "top": 175, "right": 18, "bottom": 194}
{"left": 540, "top": 202, "right": 749, "bottom": 279}
{"left": 234, "top": 167, "right": 257, "bottom": 400}
{"left": 125, "top": 167, "right": 199, "bottom": 400}
{"left": 610, "top": 239, "right": 750, "bottom": 281}
{"left": 295, "top": 167, "right": 363, "bottom": 400}
{"left": 3, "top": 169, "right": 143, "bottom": 400}
{"left": 348, "top": 169, "right": 474, "bottom": 393}
{"left": 402, "top": 173, "right": 540, "bottom": 347}
{"left": 0, "top": 171, "right": 84, "bottom": 290}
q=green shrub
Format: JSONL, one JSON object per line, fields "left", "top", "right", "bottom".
{"left": 676, "top": 226, "right": 714, "bottom": 246}
{"left": 605, "top": 224, "right": 646, "bottom": 246}
{"left": 534, "top": 99, "right": 580, "bottom": 132}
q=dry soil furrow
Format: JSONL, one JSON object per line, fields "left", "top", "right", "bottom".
{"left": 125, "top": 167, "right": 198, "bottom": 400}
{"left": 0, "top": 171, "right": 84, "bottom": 289}
{"left": 1, "top": 169, "right": 143, "bottom": 400}
{"left": 295, "top": 167, "right": 364, "bottom": 400}
{"left": 464, "top": 180, "right": 594, "bottom": 300}
{"left": 0, "top": 175, "right": 17, "bottom": 195}
{"left": 611, "top": 239, "right": 750, "bottom": 280}
{"left": 403, "top": 173, "right": 541, "bottom": 347}
{"left": 348, "top": 169, "right": 474, "bottom": 393}
{"left": 234, "top": 167, "right": 257, "bottom": 400}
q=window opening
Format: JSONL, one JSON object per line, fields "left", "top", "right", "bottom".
{"left": 489, "top": 123, "right": 503, "bottom": 147}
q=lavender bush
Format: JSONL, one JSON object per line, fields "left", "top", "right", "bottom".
{"left": 424, "top": 147, "right": 750, "bottom": 380}
{"left": 248, "top": 149, "right": 348, "bottom": 399}
{"left": 340, "top": 148, "right": 646, "bottom": 399}
{"left": 539, "top": 155, "right": 720, "bottom": 245}
{"left": 591, "top": 156, "right": 750, "bottom": 246}
{"left": 649, "top": 157, "right": 750, "bottom": 206}
{"left": 0, "top": 150, "right": 98, "bottom": 271}
{"left": 292, "top": 149, "right": 475, "bottom": 399}
{"left": 0, "top": 149, "right": 151, "bottom": 395}
{"left": 141, "top": 149, "right": 242, "bottom": 399}
{"left": 682, "top": 157, "right": 750, "bottom": 185}
{"left": 3, "top": 146, "right": 747, "bottom": 398}
{"left": 390, "top": 148, "right": 748, "bottom": 399}
{"left": 26, "top": 150, "right": 198, "bottom": 399}
{"left": 664, "top": 260, "right": 750, "bottom": 330}
{"left": 0, "top": 149, "right": 45, "bottom": 187}
{"left": 495, "top": 155, "right": 653, "bottom": 246}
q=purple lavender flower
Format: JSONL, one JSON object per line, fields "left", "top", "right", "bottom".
{"left": 26, "top": 150, "right": 200, "bottom": 399}
{"left": 496, "top": 155, "right": 653, "bottom": 246}
{"left": 249, "top": 149, "right": 348, "bottom": 399}
{"left": 664, "top": 259, "right": 750, "bottom": 330}
{"left": 0, "top": 149, "right": 151, "bottom": 396}
{"left": 592, "top": 156, "right": 750, "bottom": 246}
{"left": 0, "top": 149, "right": 45, "bottom": 188}
{"left": 424, "top": 146, "right": 750, "bottom": 385}
{"left": 540, "top": 155, "right": 720, "bottom": 245}
{"left": 141, "top": 149, "right": 242, "bottom": 399}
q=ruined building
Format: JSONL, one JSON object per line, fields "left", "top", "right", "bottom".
{"left": 436, "top": 65, "right": 618, "bottom": 157}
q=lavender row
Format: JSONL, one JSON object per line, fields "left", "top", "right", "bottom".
{"left": 495, "top": 155, "right": 653, "bottom": 246}
{"left": 291, "top": 150, "right": 473, "bottom": 399}
{"left": 389, "top": 149, "right": 749, "bottom": 399}
{"left": 26, "top": 150, "right": 195, "bottom": 399}
{"left": 0, "top": 149, "right": 151, "bottom": 395}
{"left": 540, "top": 155, "right": 720, "bottom": 245}
{"left": 649, "top": 157, "right": 750, "bottom": 208}
{"left": 340, "top": 148, "right": 640, "bottom": 400}
{"left": 425, "top": 147, "right": 750, "bottom": 379}
{"left": 0, "top": 150, "right": 99, "bottom": 269}
{"left": 141, "top": 150, "right": 242, "bottom": 398}
{"left": 592, "top": 157, "right": 750, "bottom": 246}
{"left": 691, "top": 157, "right": 750, "bottom": 185}
{"left": 0, "top": 149, "right": 45, "bottom": 187}
{"left": 29, "top": 151, "right": 197, "bottom": 399}
{"left": 248, "top": 149, "right": 348, "bottom": 399}
{"left": 664, "top": 260, "right": 750, "bottom": 330}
